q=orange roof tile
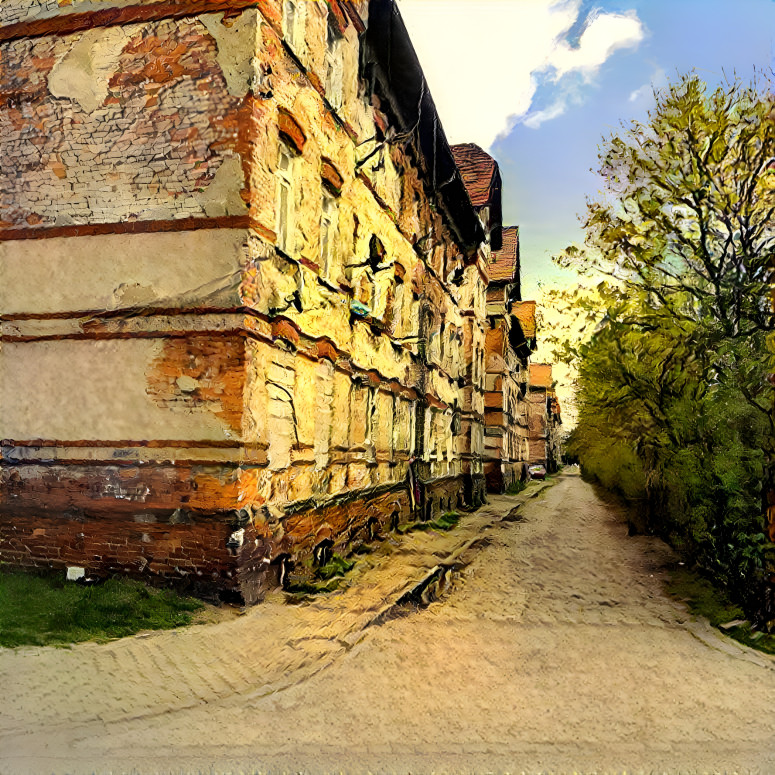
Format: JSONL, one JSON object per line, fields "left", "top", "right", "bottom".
{"left": 450, "top": 143, "right": 499, "bottom": 208}
{"left": 490, "top": 226, "right": 519, "bottom": 282}
{"left": 529, "top": 362, "right": 553, "bottom": 389}
{"left": 512, "top": 300, "right": 536, "bottom": 339}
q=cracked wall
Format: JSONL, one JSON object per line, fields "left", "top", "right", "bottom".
{"left": 0, "top": 0, "right": 493, "bottom": 603}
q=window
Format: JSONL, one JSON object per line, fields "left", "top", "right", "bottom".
{"left": 283, "top": 0, "right": 303, "bottom": 53}
{"left": 324, "top": 12, "right": 344, "bottom": 110}
{"left": 423, "top": 407, "right": 432, "bottom": 462}
{"left": 372, "top": 278, "right": 382, "bottom": 316}
{"left": 320, "top": 189, "right": 338, "bottom": 279}
{"left": 408, "top": 400, "right": 417, "bottom": 457}
{"left": 391, "top": 281, "right": 404, "bottom": 336}
{"left": 276, "top": 145, "right": 294, "bottom": 255}
{"left": 282, "top": 1, "right": 295, "bottom": 42}
{"left": 365, "top": 386, "right": 377, "bottom": 462}
{"left": 390, "top": 395, "right": 399, "bottom": 461}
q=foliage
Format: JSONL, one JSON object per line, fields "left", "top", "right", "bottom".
{"left": 560, "top": 73, "right": 774, "bottom": 338}
{"left": 315, "top": 553, "right": 355, "bottom": 581}
{"left": 556, "top": 73, "right": 774, "bottom": 616}
{"left": 505, "top": 480, "right": 527, "bottom": 495}
{"left": 668, "top": 566, "right": 775, "bottom": 655}
{"left": 397, "top": 511, "right": 461, "bottom": 534}
{"left": 0, "top": 570, "right": 203, "bottom": 648}
{"left": 284, "top": 553, "right": 356, "bottom": 597}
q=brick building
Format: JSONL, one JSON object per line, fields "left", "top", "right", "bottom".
{"left": 449, "top": 143, "right": 503, "bottom": 501}
{"left": 527, "top": 362, "right": 562, "bottom": 472}
{"left": 0, "top": 0, "right": 549, "bottom": 602}
{"left": 482, "top": 227, "right": 536, "bottom": 491}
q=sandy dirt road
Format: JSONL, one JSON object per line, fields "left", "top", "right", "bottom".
{"left": 2, "top": 471, "right": 775, "bottom": 774}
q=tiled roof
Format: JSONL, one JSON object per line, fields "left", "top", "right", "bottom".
{"left": 490, "top": 226, "right": 519, "bottom": 282}
{"left": 530, "top": 362, "right": 553, "bottom": 389}
{"left": 450, "top": 143, "right": 499, "bottom": 208}
{"left": 512, "top": 300, "right": 536, "bottom": 339}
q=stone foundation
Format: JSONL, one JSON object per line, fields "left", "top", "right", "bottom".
{"left": 0, "top": 0, "right": 496, "bottom": 603}
{"left": 0, "top": 459, "right": 439, "bottom": 603}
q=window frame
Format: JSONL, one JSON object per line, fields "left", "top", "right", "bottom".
{"left": 276, "top": 143, "right": 295, "bottom": 256}
{"left": 320, "top": 187, "right": 339, "bottom": 280}
{"left": 282, "top": 0, "right": 303, "bottom": 54}
{"left": 324, "top": 11, "right": 345, "bottom": 111}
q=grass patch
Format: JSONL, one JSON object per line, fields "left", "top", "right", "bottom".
{"left": 505, "top": 480, "right": 527, "bottom": 495}
{"left": 0, "top": 571, "right": 203, "bottom": 649}
{"left": 284, "top": 577, "right": 344, "bottom": 596}
{"left": 398, "top": 511, "right": 461, "bottom": 534}
{"left": 667, "top": 566, "right": 775, "bottom": 656}
{"left": 284, "top": 553, "right": 355, "bottom": 598}
{"left": 315, "top": 553, "right": 355, "bottom": 581}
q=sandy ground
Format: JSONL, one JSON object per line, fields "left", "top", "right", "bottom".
{"left": 2, "top": 471, "right": 775, "bottom": 774}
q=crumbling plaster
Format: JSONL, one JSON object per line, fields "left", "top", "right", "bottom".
{"left": 0, "top": 0, "right": 505, "bottom": 602}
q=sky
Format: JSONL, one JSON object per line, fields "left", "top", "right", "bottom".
{"left": 398, "top": 0, "right": 775, "bottom": 300}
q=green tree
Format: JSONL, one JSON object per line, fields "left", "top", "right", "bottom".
{"left": 558, "top": 73, "right": 774, "bottom": 615}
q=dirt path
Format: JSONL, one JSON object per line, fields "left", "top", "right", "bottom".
{"left": 3, "top": 472, "right": 775, "bottom": 773}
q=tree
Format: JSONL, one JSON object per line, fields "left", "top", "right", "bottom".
{"left": 558, "top": 73, "right": 775, "bottom": 616}
{"left": 561, "top": 75, "right": 773, "bottom": 412}
{"left": 562, "top": 73, "right": 773, "bottom": 331}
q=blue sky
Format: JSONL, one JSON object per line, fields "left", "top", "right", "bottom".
{"left": 400, "top": 0, "right": 775, "bottom": 298}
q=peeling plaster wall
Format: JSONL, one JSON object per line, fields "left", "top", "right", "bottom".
{"left": 0, "top": 13, "right": 254, "bottom": 231}
{"left": 483, "top": 318, "right": 531, "bottom": 492}
{"left": 234, "top": 0, "right": 482, "bottom": 516}
{"left": 0, "top": 6, "right": 262, "bottom": 601}
{"left": 0, "top": 228, "right": 250, "bottom": 314}
{"left": 1, "top": 0, "right": 493, "bottom": 602}
{"left": 1, "top": 337, "right": 246, "bottom": 441}
{"left": 0, "top": 0, "right": 159, "bottom": 27}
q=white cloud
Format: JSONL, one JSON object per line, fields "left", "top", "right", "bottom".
{"left": 522, "top": 98, "right": 567, "bottom": 129}
{"left": 628, "top": 84, "right": 650, "bottom": 102}
{"left": 546, "top": 10, "right": 644, "bottom": 80}
{"left": 398, "top": 0, "right": 644, "bottom": 148}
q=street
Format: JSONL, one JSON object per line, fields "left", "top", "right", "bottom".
{"left": 2, "top": 471, "right": 775, "bottom": 774}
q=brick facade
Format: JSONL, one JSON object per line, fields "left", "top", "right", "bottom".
{"left": 0, "top": 0, "right": 552, "bottom": 602}
{"left": 527, "top": 362, "right": 562, "bottom": 472}
{"left": 481, "top": 228, "right": 534, "bottom": 492}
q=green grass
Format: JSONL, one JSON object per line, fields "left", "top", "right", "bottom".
{"left": 667, "top": 567, "right": 775, "bottom": 656}
{"left": 315, "top": 553, "right": 355, "bottom": 581}
{"left": 398, "top": 511, "right": 461, "bottom": 534}
{"left": 284, "top": 553, "right": 356, "bottom": 597}
{"left": 505, "top": 480, "right": 527, "bottom": 495}
{"left": 284, "top": 576, "right": 344, "bottom": 596}
{"left": 0, "top": 571, "right": 203, "bottom": 649}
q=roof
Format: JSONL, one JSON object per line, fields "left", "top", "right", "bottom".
{"left": 529, "top": 362, "right": 553, "bottom": 389}
{"left": 490, "top": 226, "right": 519, "bottom": 282}
{"left": 451, "top": 143, "right": 503, "bottom": 249}
{"left": 364, "top": 1, "right": 485, "bottom": 250}
{"left": 512, "top": 300, "right": 536, "bottom": 339}
{"left": 450, "top": 144, "right": 499, "bottom": 207}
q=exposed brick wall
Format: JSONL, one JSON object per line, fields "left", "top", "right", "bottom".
{"left": 0, "top": 1, "right": 173, "bottom": 27}
{"left": 0, "top": 0, "right": 527, "bottom": 604}
{"left": 0, "top": 15, "right": 248, "bottom": 231}
{"left": 0, "top": 462, "right": 259, "bottom": 516}
{"left": 284, "top": 487, "right": 411, "bottom": 557}
{"left": 0, "top": 0, "right": 60, "bottom": 27}
{"left": 0, "top": 510, "right": 242, "bottom": 598}
{"left": 146, "top": 334, "right": 247, "bottom": 436}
